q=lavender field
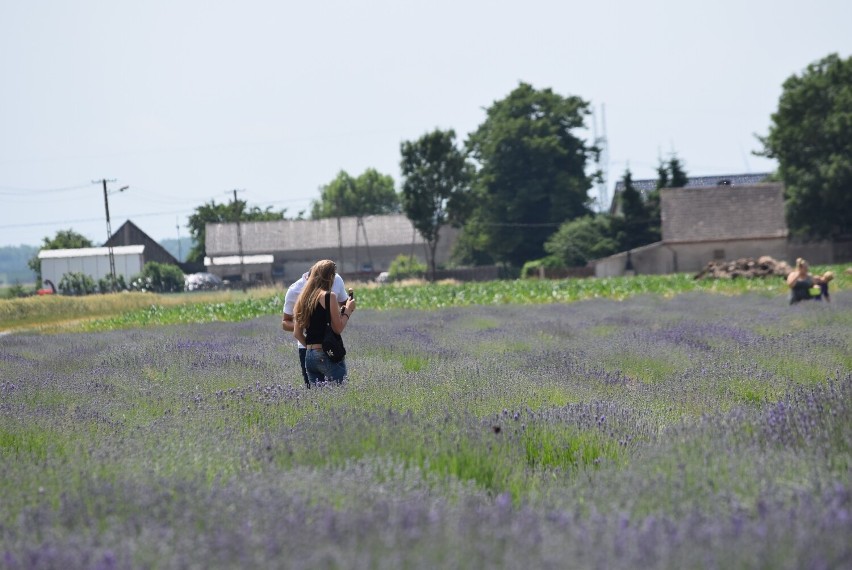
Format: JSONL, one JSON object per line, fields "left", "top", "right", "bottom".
{"left": 2, "top": 291, "right": 851, "bottom": 569}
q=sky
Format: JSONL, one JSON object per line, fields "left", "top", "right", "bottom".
{"left": 2, "top": 0, "right": 851, "bottom": 248}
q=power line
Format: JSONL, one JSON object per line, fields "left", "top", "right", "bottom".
{"left": 0, "top": 183, "right": 91, "bottom": 195}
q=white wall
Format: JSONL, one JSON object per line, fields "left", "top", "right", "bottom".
{"left": 42, "top": 252, "right": 144, "bottom": 285}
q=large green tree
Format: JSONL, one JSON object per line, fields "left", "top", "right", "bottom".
{"left": 400, "top": 129, "right": 472, "bottom": 280}
{"left": 463, "top": 82, "right": 596, "bottom": 267}
{"left": 757, "top": 53, "right": 852, "bottom": 238}
{"left": 310, "top": 168, "right": 399, "bottom": 219}
{"left": 186, "top": 200, "right": 286, "bottom": 263}
{"left": 28, "top": 229, "right": 95, "bottom": 286}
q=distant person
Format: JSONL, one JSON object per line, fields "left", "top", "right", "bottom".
{"left": 282, "top": 265, "right": 349, "bottom": 387}
{"left": 293, "top": 259, "right": 356, "bottom": 385}
{"left": 787, "top": 258, "right": 833, "bottom": 304}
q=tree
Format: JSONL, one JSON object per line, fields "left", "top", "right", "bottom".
{"left": 543, "top": 215, "right": 619, "bottom": 267}
{"left": 400, "top": 129, "right": 472, "bottom": 280}
{"left": 310, "top": 169, "right": 399, "bottom": 219}
{"left": 129, "top": 261, "right": 185, "bottom": 293}
{"left": 186, "top": 200, "right": 285, "bottom": 264}
{"left": 462, "top": 82, "right": 597, "bottom": 267}
{"left": 615, "top": 169, "right": 655, "bottom": 250}
{"left": 645, "top": 154, "right": 688, "bottom": 242}
{"left": 28, "top": 229, "right": 94, "bottom": 287}
{"left": 757, "top": 53, "right": 852, "bottom": 238}
{"left": 387, "top": 253, "right": 427, "bottom": 282}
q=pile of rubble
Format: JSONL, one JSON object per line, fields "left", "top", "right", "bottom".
{"left": 694, "top": 256, "right": 791, "bottom": 280}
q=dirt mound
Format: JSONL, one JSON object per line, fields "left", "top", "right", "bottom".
{"left": 694, "top": 256, "right": 791, "bottom": 280}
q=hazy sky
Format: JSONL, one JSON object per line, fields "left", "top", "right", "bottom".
{"left": 2, "top": 0, "right": 850, "bottom": 248}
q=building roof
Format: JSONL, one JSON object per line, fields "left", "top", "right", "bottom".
{"left": 38, "top": 245, "right": 145, "bottom": 259}
{"left": 105, "top": 220, "right": 180, "bottom": 266}
{"left": 206, "top": 214, "right": 432, "bottom": 256}
{"left": 661, "top": 183, "right": 787, "bottom": 242}
{"left": 610, "top": 172, "right": 772, "bottom": 214}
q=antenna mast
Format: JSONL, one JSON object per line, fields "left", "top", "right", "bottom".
{"left": 593, "top": 104, "right": 610, "bottom": 212}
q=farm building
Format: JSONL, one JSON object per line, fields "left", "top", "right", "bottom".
{"left": 204, "top": 213, "right": 459, "bottom": 284}
{"left": 37, "top": 221, "right": 183, "bottom": 286}
{"left": 104, "top": 221, "right": 182, "bottom": 268}
{"left": 593, "top": 182, "right": 791, "bottom": 276}
{"left": 39, "top": 245, "right": 146, "bottom": 285}
{"left": 608, "top": 172, "right": 771, "bottom": 216}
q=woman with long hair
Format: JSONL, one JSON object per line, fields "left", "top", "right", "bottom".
{"left": 293, "top": 259, "right": 356, "bottom": 384}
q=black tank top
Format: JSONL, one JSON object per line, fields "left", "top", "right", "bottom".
{"left": 305, "top": 291, "right": 332, "bottom": 344}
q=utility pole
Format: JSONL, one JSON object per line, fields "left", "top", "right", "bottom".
{"left": 336, "top": 195, "right": 343, "bottom": 271}
{"left": 230, "top": 189, "right": 246, "bottom": 291}
{"left": 93, "top": 179, "right": 128, "bottom": 291}
{"left": 176, "top": 217, "right": 182, "bottom": 262}
{"left": 592, "top": 104, "right": 609, "bottom": 212}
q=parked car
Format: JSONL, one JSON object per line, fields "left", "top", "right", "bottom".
{"left": 184, "top": 272, "right": 224, "bottom": 291}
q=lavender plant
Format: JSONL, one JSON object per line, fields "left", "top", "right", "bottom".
{"left": 1, "top": 291, "right": 850, "bottom": 569}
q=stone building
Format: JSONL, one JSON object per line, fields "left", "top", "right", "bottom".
{"left": 593, "top": 183, "right": 789, "bottom": 276}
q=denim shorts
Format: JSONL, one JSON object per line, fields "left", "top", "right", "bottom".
{"left": 304, "top": 348, "right": 347, "bottom": 384}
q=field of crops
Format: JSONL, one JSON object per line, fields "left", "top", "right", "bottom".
{"left": 1, "top": 281, "right": 850, "bottom": 568}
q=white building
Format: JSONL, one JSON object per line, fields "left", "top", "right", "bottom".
{"left": 38, "top": 245, "right": 146, "bottom": 285}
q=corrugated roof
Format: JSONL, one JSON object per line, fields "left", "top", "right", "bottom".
{"left": 610, "top": 173, "right": 772, "bottom": 214}
{"left": 206, "top": 214, "right": 429, "bottom": 256}
{"left": 38, "top": 245, "right": 146, "bottom": 259}
{"left": 613, "top": 172, "right": 771, "bottom": 193}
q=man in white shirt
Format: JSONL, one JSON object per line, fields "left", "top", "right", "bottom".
{"left": 282, "top": 269, "right": 349, "bottom": 387}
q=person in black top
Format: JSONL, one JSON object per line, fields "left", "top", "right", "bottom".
{"left": 787, "top": 258, "right": 833, "bottom": 304}
{"left": 293, "top": 259, "right": 356, "bottom": 385}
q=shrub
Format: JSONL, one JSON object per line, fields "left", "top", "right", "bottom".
{"left": 130, "top": 262, "right": 185, "bottom": 293}
{"left": 58, "top": 272, "right": 97, "bottom": 296}
{"left": 520, "top": 256, "right": 566, "bottom": 279}
{"left": 387, "top": 254, "right": 427, "bottom": 282}
{"left": 98, "top": 274, "right": 127, "bottom": 293}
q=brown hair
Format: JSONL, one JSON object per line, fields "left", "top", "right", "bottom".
{"left": 796, "top": 258, "right": 808, "bottom": 270}
{"left": 294, "top": 260, "right": 336, "bottom": 329}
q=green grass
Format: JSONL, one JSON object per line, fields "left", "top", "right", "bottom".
{"left": 2, "top": 266, "right": 850, "bottom": 333}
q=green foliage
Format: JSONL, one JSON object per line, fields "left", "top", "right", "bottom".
{"left": 400, "top": 129, "right": 472, "bottom": 279}
{"left": 186, "top": 200, "right": 286, "bottom": 264}
{"left": 129, "top": 262, "right": 185, "bottom": 293}
{"left": 643, "top": 154, "right": 688, "bottom": 241}
{"left": 544, "top": 215, "right": 619, "bottom": 267}
{"left": 0, "top": 283, "right": 32, "bottom": 299}
{"left": 520, "top": 256, "right": 565, "bottom": 279}
{"left": 615, "top": 169, "right": 657, "bottom": 250}
{"left": 462, "top": 82, "right": 596, "bottom": 267}
{"left": 28, "top": 229, "right": 95, "bottom": 286}
{"left": 58, "top": 272, "right": 97, "bottom": 296}
{"left": 311, "top": 168, "right": 399, "bottom": 219}
{"left": 757, "top": 52, "right": 852, "bottom": 238}
{"left": 80, "top": 294, "right": 284, "bottom": 330}
{"left": 7, "top": 264, "right": 849, "bottom": 333}
{"left": 387, "top": 254, "right": 427, "bottom": 281}
{"left": 97, "top": 274, "right": 127, "bottom": 293}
